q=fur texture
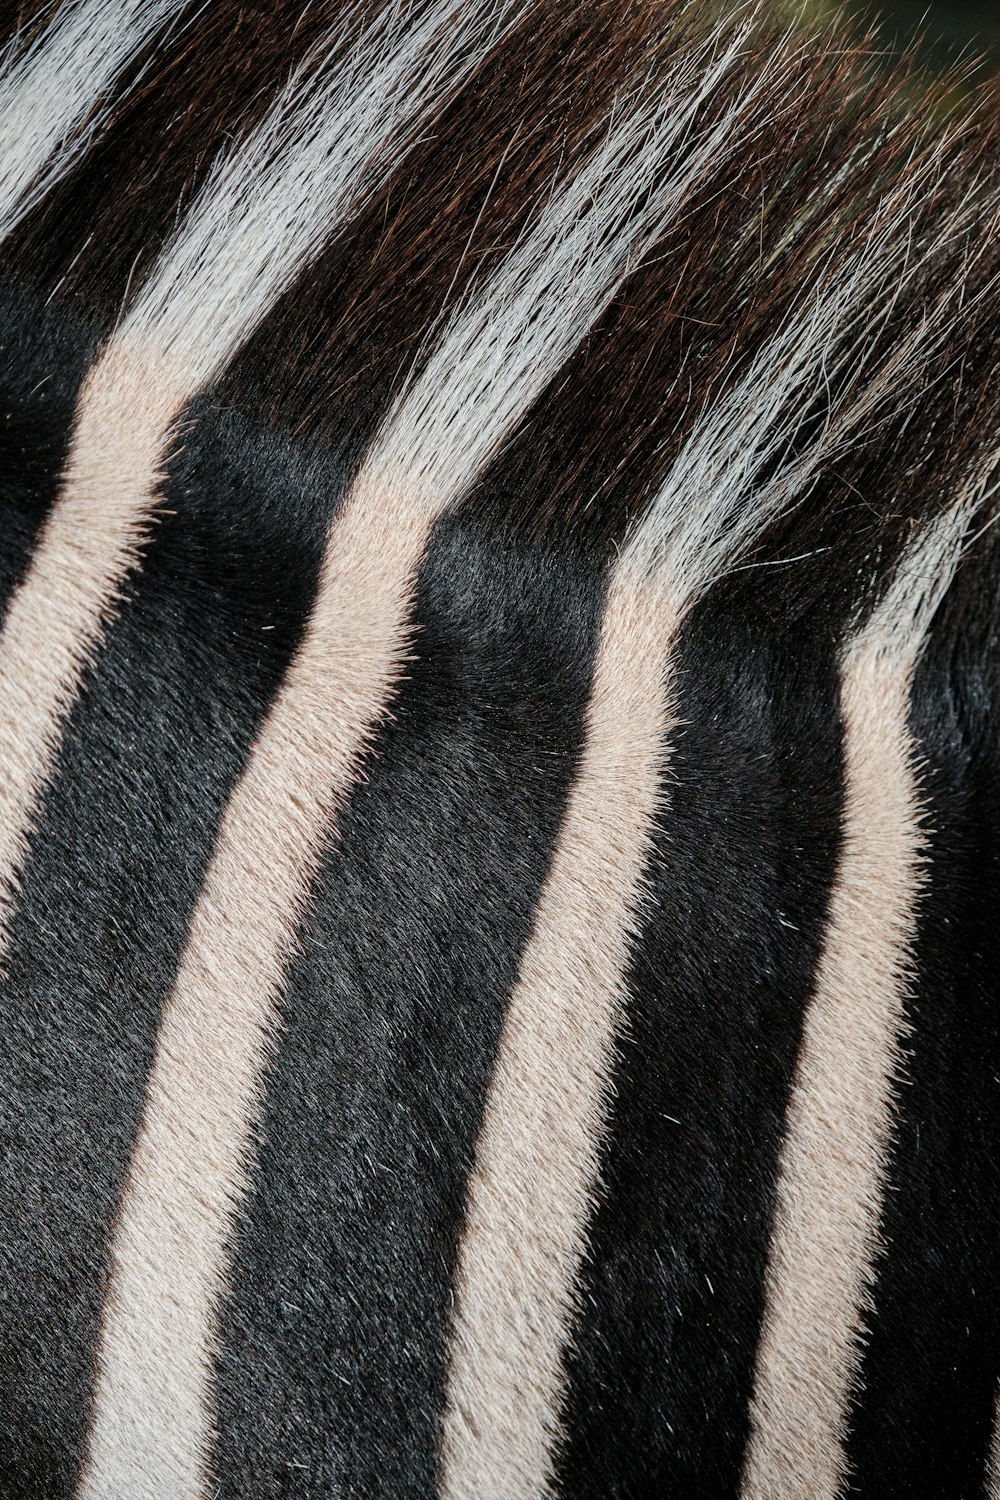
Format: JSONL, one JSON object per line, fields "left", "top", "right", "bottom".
{"left": 0, "top": 2, "right": 998, "bottom": 1498}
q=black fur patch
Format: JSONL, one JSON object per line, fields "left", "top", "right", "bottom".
{"left": 0, "top": 280, "right": 97, "bottom": 616}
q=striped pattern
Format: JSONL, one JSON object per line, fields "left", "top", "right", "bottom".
{"left": 0, "top": 3, "right": 998, "bottom": 1497}
{"left": 0, "top": 0, "right": 186, "bottom": 237}
{"left": 742, "top": 501, "right": 974, "bottom": 1500}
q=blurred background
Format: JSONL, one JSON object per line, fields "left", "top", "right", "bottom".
{"left": 817, "top": 1, "right": 1000, "bottom": 72}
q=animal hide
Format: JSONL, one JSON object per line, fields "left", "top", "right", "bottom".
{"left": 0, "top": 1, "right": 997, "bottom": 1497}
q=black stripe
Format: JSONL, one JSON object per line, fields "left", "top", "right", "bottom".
{"left": 0, "top": 279, "right": 97, "bottom": 619}
{"left": 844, "top": 525, "right": 1000, "bottom": 1500}
{"left": 211, "top": 514, "right": 603, "bottom": 1499}
{"left": 0, "top": 396, "right": 334, "bottom": 1498}
{"left": 555, "top": 585, "right": 844, "bottom": 1499}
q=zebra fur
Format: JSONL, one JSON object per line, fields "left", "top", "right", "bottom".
{"left": 0, "top": 1, "right": 998, "bottom": 1497}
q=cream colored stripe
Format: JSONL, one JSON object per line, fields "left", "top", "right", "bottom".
{"left": 0, "top": 342, "right": 187, "bottom": 940}
{"left": 439, "top": 572, "right": 679, "bottom": 1500}
{"left": 123, "top": 0, "right": 525, "bottom": 392}
{"left": 77, "top": 478, "right": 435, "bottom": 1500}
{"left": 741, "top": 506, "right": 971, "bottom": 1500}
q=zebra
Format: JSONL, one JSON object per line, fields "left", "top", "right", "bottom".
{"left": 0, "top": 0, "right": 998, "bottom": 1495}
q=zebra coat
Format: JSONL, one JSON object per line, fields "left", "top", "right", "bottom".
{"left": 0, "top": 0, "right": 998, "bottom": 1496}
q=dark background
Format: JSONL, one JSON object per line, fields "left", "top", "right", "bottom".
{"left": 850, "top": 1, "right": 1000, "bottom": 70}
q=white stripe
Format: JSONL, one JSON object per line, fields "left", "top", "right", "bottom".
{"left": 0, "top": 0, "right": 186, "bottom": 239}
{"left": 438, "top": 566, "right": 681, "bottom": 1500}
{"left": 365, "top": 17, "right": 778, "bottom": 508}
{"left": 628, "top": 186, "right": 962, "bottom": 588}
{"left": 741, "top": 501, "right": 974, "bottom": 1500}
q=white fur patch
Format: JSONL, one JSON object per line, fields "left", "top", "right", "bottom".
{"left": 366, "top": 18, "right": 775, "bottom": 511}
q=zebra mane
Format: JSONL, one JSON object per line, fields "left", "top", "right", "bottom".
{"left": 1, "top": 0, "right": 996, "bottom": 570}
